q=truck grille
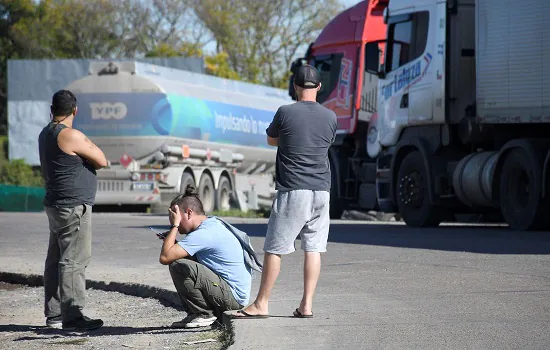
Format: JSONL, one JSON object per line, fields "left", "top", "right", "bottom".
{"left": 98, "top": 181, "right": 126, "bottom": 192}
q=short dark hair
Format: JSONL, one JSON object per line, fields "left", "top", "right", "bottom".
{"left": 51, "top": 90, "right": 77, "bottom": 117}
{"left": 170, "top": 185, "right": 205, "bottom": 215}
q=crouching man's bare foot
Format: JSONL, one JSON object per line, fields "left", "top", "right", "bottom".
{"left": 233, "top": 302, "right": 270, "bottom": 319}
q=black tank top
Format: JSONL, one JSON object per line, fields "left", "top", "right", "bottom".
{"left": 38, "top": 123, "right": 97, "bottom": 207}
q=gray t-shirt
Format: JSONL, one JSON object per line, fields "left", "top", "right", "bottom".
{"left": 266, "top": 101, "right": 337, "bottom": 192}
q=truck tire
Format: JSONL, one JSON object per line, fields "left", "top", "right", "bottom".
{"left": 396, "top": 151, "right": 443, "bottom": 227}
{"left": 216, "top": 176, "right": 233, "bottom": 211}
{"left": 498, "top": 149, "right": 549, "bottom": 231}
{"left": 198, "top": 174, "right": 215, "bottom": 213}
{"left": 180, "top": 172, "right": 195, "bottom": 193}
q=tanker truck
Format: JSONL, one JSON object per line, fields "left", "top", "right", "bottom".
{"left": 66, "top": 60, "right": 292, "bottom": 212}
{"left": 289, "top": 0, "right": 550, "bottom": 230}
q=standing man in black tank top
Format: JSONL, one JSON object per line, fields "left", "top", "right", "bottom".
{"left": 38, "top": 90, "right": 108, "bottom": 331}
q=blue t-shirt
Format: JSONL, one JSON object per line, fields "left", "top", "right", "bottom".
{"left": 177, "top": 217, "right": 251, "bottom": 305}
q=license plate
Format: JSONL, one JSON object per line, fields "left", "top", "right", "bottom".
{"left": 133, "top": 182, "right": 154, "bottom": 191}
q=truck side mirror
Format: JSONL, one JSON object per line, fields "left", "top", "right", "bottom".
{"left": 365, "top": 42, "right": 381, "bottom": 75}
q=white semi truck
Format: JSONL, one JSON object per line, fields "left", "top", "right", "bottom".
{"left": 289, "top": 0, "right": 550, "bottom": 230}
{"left": 66, "top": 61, "right": 292, "bottom": 212}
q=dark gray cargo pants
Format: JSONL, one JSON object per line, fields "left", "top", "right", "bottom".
{"left": 44, "top": 204, "right": 92, "bottom": 322}
{"left": 169, "top": 259, "right": 242, "bottom": 319}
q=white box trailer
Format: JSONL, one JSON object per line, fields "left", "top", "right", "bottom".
{"left": 476, "top": 0, "right": 550, "bottom": 123}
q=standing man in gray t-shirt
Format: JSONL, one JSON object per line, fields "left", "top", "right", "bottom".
{"left": 235, "top": 64, "right": 337, "bottom": 319}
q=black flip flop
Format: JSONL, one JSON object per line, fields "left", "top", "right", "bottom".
{"left": 293, "top": 308, "right": 313, "bottom": 318}
{"left": 232, "top": 310, "right": 270, "bottom": 319}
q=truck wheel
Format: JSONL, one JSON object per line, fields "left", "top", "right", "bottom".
{"left": 396, "top": 151, "right": 443, "bottom": 227}
{"left": 180, "top": 172, "right": 195, "bottom": 193}
{"left": 499, "top": 149, "right": 549, "bottom": 230}
{"left": 216, "top": 176, "right": 233, "bottom": 211}
{"left": 198, "top": 174, "right": 215, "bottom": 213}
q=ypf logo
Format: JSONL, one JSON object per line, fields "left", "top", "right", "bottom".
{"left": 90, "top": 102, "right": 128, "bottom": 120}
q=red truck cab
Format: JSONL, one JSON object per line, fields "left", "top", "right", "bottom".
{"left": 289, "top": 0, "right": 388, "bottom": 217}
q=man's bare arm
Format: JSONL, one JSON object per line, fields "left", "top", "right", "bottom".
{"left": 159, "top": 227, "right": 190, "bottom": 265}
{"left": 60, "top": 129, "right": 108, "bottom": 169}
{"left": 267, "top": 136, "right": 279, "bottom": 147}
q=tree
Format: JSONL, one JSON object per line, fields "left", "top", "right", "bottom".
{"left": 7, "top": 0, "right": 204, "bottom": 60}
{"left": 0, "top": 159, "right": 43, "bottom": 187}
{"left": 0, "top": 0, "right": 38, "bottom": 134}
{"left": 192, "top": 0, "right": 344, "bottom": 87}
{"left": 0, "top": 0, "right": 208, "bottom": 135}
{"left": 118, "top": 0, "right": 210, "bottom": 57}
{"left": 9, "top": 0, "right": 123, "bottom": 59}
{"left": 145, "top": 42, "right": 203, "bottom": 59}
{"left": 146, "top": 43, "right": 240, "bottom": 81}
{"left": 204, "top": 52, "right": 241, "bottom": 80}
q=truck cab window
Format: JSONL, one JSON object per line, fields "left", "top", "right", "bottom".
{"left": 310, "top": 54, "right": 343, "bottom": 103}
{"left": 387, "top": 11, "right": 429, "bottom": 72}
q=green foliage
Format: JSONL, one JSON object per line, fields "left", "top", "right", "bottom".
{"left": 192, "top": 0, "right": 345, "bottom": 86}
{"left": 0, "top": 159, "right": 43, "bottom": 187}
{"left": 146, "top": 42, "right": 204, "bottom": 59}
{"left": 0, "top": 136, "right": 7, "bottom": 165}
{"left": 145, "top": 43, "right": 241, "bottom": 81}
{"left": 210, "top": 208, "right": 270, "bottom": 218}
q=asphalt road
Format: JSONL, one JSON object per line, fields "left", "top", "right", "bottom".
{"left": 0, "top": 212, "right": 549, "bottom": 350}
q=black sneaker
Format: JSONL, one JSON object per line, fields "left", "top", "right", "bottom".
{"left": 62, "top": 316, "right": 104, "bottom": 331}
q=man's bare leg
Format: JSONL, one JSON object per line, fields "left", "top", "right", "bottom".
{"left": 236, "top": 252, "right": 281, "bottom": 316}
{"left": 297, "top": 252, "right": 321, "bottom": 315}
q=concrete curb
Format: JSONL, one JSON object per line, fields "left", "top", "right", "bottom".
{"left": 0, "top": 271, "right": 235, "bottom": 348}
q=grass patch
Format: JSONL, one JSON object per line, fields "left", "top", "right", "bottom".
{"left": 210, "top": 208, "right": 270, "bottom": 218}
{"left": 51, "top": 338, "right": 89, "bottom": 345}
{"left": 176, "top": 329, "right": 225, "bottom": 349}
{"left": 0, "top": 135, "right": 7, "bottom": 166}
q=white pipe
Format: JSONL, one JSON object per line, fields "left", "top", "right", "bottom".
{"left": 160, "top": 144, "right": 244, "bottom": 162}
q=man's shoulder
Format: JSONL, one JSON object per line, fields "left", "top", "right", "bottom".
{"left": 58, "top": 127, "right": 84, "bottom": 139}
{"left": 198, "top": 217, "right": 233, "bottom": 236}
{"left": 209, "top": 217, "right": 238, "bottom": 235}
{"left": 285, "top": 101, "right": 335, "bottom": 115}
{"left": 277, "top": 103, "right": 298, "bottom": 114}
{"left": 57, "top": 128, "right": 90, "bottom": 148}
{"left": 317, "top": 103, "right": 337, "bottom": 118}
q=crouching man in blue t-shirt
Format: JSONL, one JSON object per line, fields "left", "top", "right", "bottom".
{"left": 158, "top": 186, "right": 255, "bottom": 329}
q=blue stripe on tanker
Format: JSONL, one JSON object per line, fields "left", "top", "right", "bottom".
{"left": 73, "top": 92, "right": 277, "bottom": 150}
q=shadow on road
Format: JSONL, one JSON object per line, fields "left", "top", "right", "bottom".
{"left": 238, "top": 223, "right": 550, "bottom": 255}
{"left": 0, "top": 323, "right": 216, "bottom": 340}
{"left": 128, "top": 222, "right": 550, "bottom": 255}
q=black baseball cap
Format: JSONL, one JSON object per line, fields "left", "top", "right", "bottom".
{"left": 294, "top": 64, "right": 320, "bottom": 89}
